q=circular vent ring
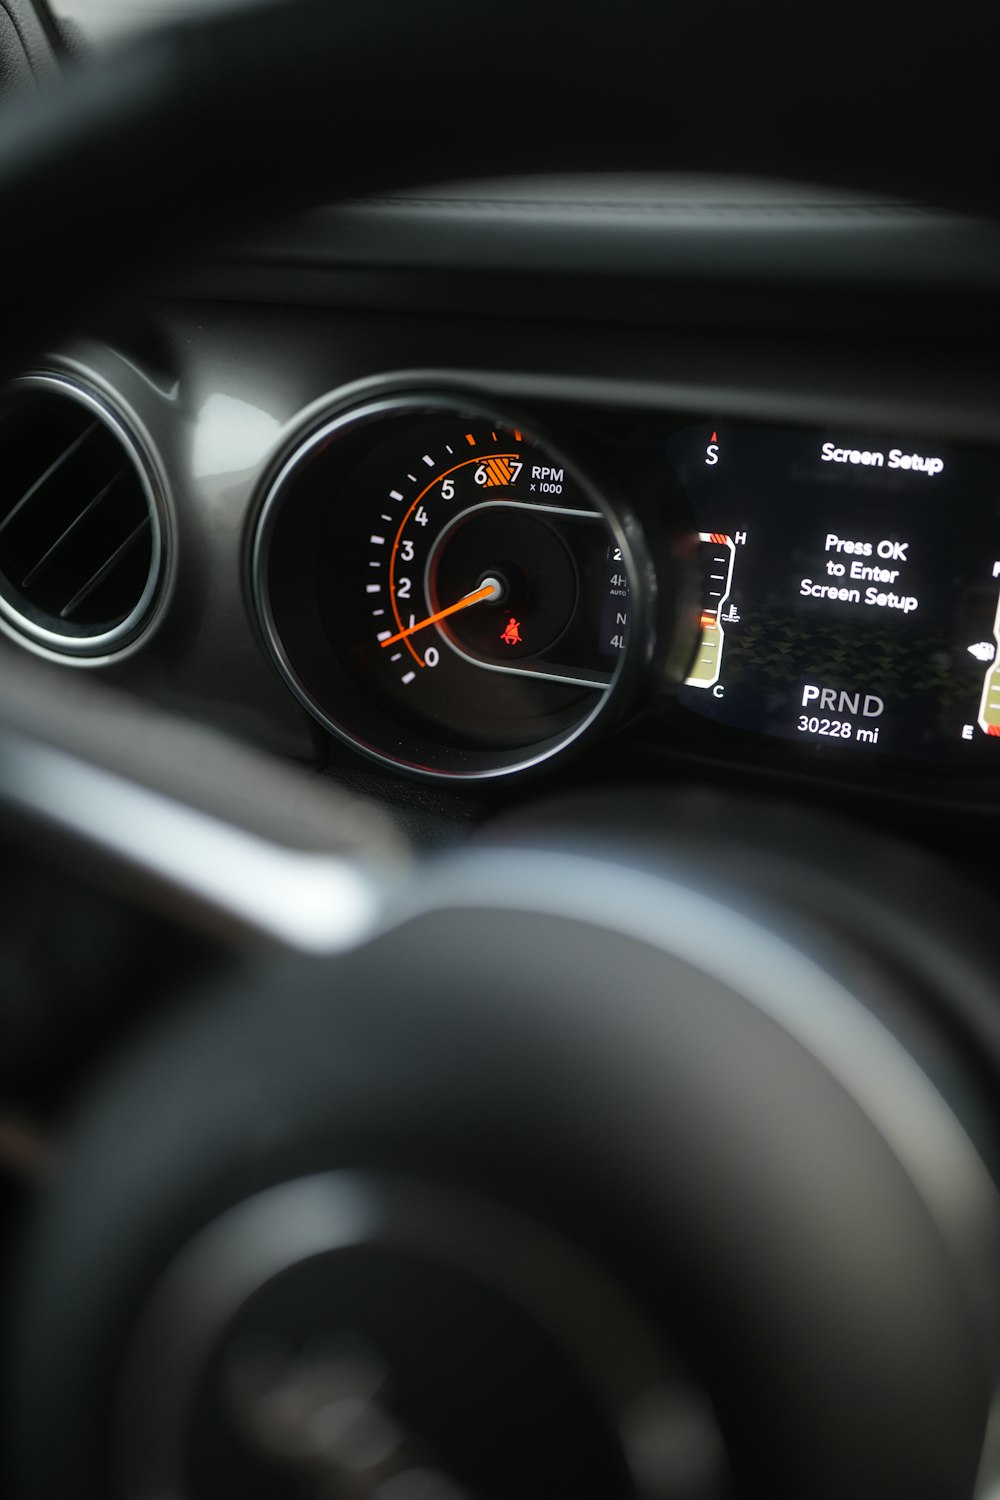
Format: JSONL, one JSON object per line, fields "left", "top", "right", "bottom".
{"left": 0, "top": 372, "right": 166, "bottom": 661}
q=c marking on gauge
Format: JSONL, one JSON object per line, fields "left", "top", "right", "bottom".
{"left": 387, "top": 453, "right": 520, "bottom": 665}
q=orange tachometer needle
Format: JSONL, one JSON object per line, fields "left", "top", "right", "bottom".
{"left": 379, "top": 578, "right": 501, "bottom": 649}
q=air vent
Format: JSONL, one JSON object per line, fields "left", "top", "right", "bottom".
{"left": 0, "top": 375, "right": 163, "bottom": 659}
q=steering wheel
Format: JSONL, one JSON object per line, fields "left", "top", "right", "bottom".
{"left": 3, "top": 4, "right": 1000, "bottom": 1498}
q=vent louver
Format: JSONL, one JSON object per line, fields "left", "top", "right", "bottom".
{"left": 0, "top": 376, "right": 163, "bottom": 658}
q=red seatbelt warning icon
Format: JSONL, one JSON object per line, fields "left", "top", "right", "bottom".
{"left": 500, "top": 617, "right": 522, "bottom": 646}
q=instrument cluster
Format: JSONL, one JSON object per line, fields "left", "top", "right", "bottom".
{"left": 252, "top": 387, "right": 1000, "bottom": 783}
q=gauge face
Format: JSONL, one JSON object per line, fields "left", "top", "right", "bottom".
{"left": 254, "top": 397, "right": 642, "bottom": 779}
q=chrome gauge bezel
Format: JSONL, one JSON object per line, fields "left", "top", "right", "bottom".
{"left": 251, "top": 392, "right": 654, "bottom": 782}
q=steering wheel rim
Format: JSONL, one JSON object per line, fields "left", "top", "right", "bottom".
{"left": 9, "top": 817, "right": 1000, "bottom": 1499}
{"left": 1, "top": 4, "right": 1000, "bottom": 1498}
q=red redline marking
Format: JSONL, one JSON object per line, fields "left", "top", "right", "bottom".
{"left": 709, "top": 532, "right": 730, "bottom": 545}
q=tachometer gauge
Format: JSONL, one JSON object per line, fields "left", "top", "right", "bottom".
{"left": 252, "top": 394, "right": 650, "bottom": 779}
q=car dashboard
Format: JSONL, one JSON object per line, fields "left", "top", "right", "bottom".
{"left": 7, "top": 12, "right": 1000, "bottom": 1500}
{"left": 2, "top": 173, "right": 1000, "bottom": 857}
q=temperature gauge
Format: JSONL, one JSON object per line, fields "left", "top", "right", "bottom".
{"left": 685, "top": 532, "right": 736, "bottom": 691}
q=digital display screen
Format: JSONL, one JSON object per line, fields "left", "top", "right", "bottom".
{"left": 667, "top": 421, "right": 1000, "bottom": 763}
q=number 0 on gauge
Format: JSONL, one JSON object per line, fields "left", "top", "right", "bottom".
{"left": 253, "top": 395, "right": 641, "bottom": 779}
